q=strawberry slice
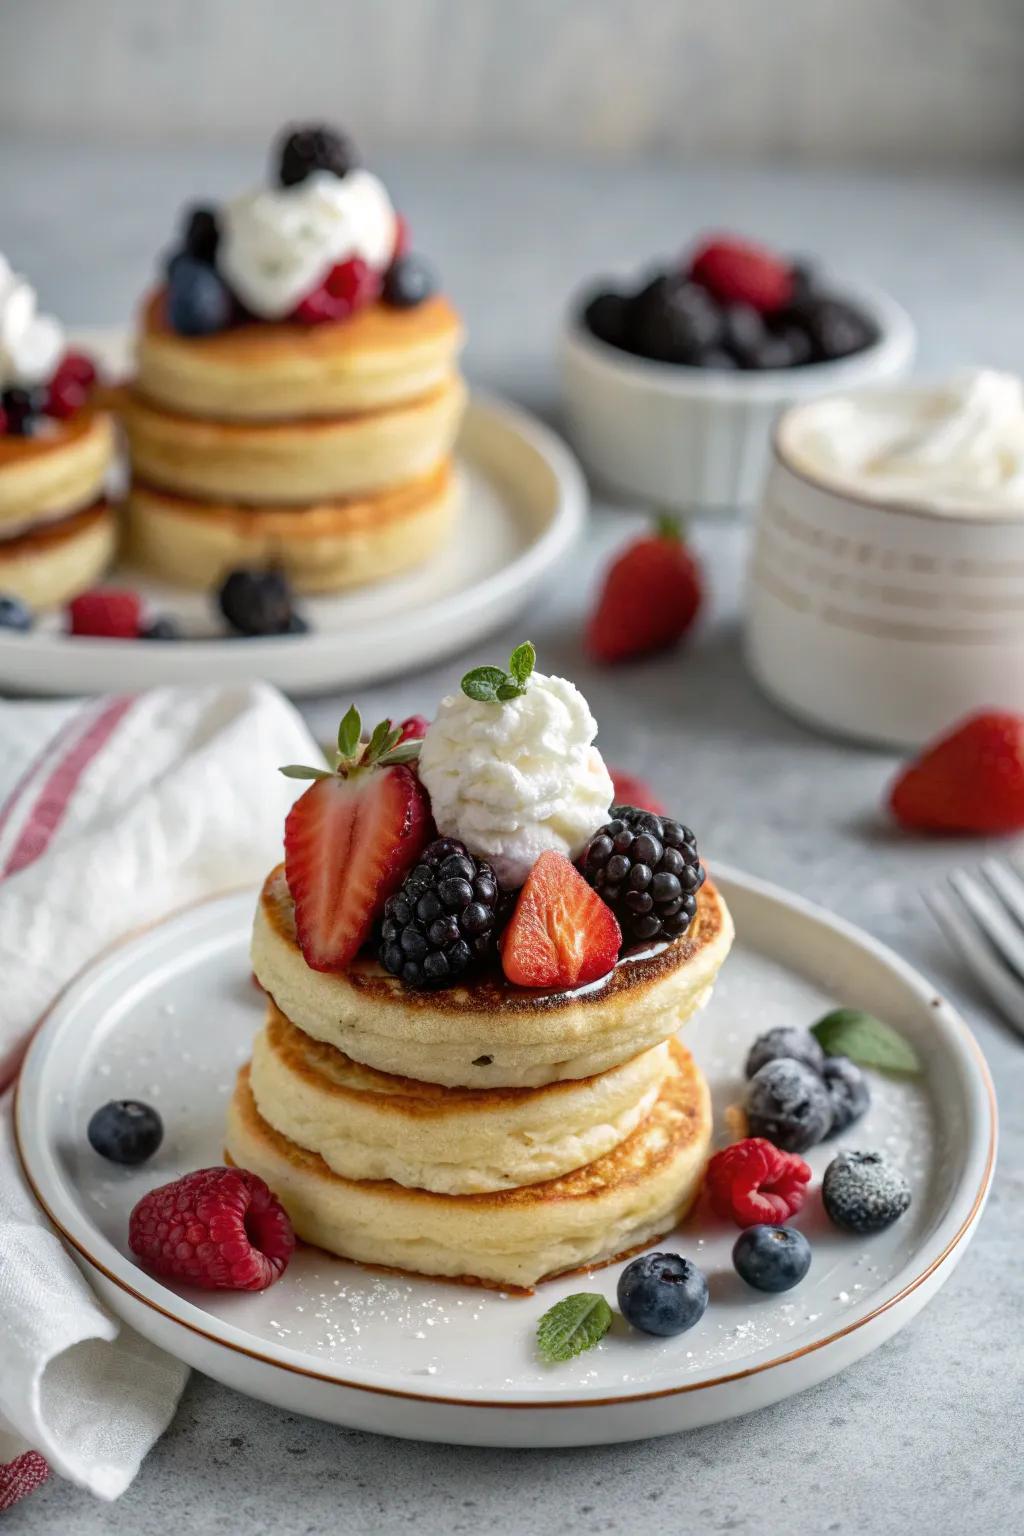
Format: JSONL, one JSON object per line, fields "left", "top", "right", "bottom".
{"left": 500, "top": 850, "right": 621, "bottom": 989}
{"left": 281, "top": 709, "right": 431, "bottom": 972}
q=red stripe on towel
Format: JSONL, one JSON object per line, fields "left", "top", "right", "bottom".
{"left": 2, "top": 696, "right": 135, "bottom": 880}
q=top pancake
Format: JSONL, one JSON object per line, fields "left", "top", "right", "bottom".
{"left": 251, "top": 863, "right": 734, "bottom": 1089}
{"left": 134, "top": 289, "right": 465, "bottom": 421}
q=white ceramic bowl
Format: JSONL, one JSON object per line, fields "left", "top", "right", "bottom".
{"left": 561, "top": 283, "right": 916, "bottom": 516}
{"left": 746, "top": 389, "right": 1024, "bottom": 747}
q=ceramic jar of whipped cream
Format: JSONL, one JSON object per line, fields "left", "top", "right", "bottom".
{"left": 745, "top": 370, "right": 1024, "bottom": 746}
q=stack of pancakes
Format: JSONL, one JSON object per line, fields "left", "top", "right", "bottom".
{"left": 120, "top": 293, "right": 467, "bottom": 593}
{"left": 227, "top": 865, "right": 734, "bottom": 1290}
{"left": 0, "top": 409, "right": 115, "bottom": 607}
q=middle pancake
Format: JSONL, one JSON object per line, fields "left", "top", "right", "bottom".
{"left": 251, "top": 1000, "right": 672, "bottom": 1195}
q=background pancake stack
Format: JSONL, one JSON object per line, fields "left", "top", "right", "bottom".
{"left": 0, "top": 408, "right": 116, "bottom": 608}
{"left": 120, "top": 291, "right": 467, "bottom": 594}
{"left": 227, "top": 863, "right": 734, "bottom": 1290}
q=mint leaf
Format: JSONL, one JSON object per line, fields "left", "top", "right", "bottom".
{"left": 496, "top": 681, "right": 522, "bottom": 701}
{"left": 536, "top": 1292, "right": 612, "bottom": 1364}
{"left": 337, "top": 705, "right": 362, "bottom": 760}
{"left": 509, "top": 641, "right": 536, "bottom": 686}
{"left": 461, "top": 665, "right": 507, "bottom": 703}
{"left": 811, "top": 1008, "right": 921, "bottom": 1075}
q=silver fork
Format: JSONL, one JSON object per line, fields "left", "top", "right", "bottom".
{"left": 927, "top": 858, "right": 1024, "bottom": 1038}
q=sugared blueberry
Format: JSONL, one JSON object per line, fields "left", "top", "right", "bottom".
{"left": 745, "top": 1026, "right": 825, "bottom": 1080}
{"left": 745, "top": 1058, "right": 833, "bottom": 1153}
{"left": 822, "top": 1055, "right": 871, "bottom": 1136}
{"left": 616, "top": 1251, "right": 709, "bottom": 1337}
{"left": 277, "top": 124, "right": 356, "bottom": 186}
{"left": 218, "top": 568, "right": 302, "bottom": 637}
{"left": 167, "top": 256, "right": 233, "bottom": 337}
{"left": 87, "top": 1100, "right": 163, "bottom": 1165}
{"left": 822, "top": 1150, "right": 911, "bottom": 1234}
{"left": 0, "top": 593, "right": 33, "bottom": 632}
{"left": 732, "top": 1224, "right": 812, "bottom": 1293}
{"left": 382, "top": 254, "right": 436, "bottom": 309}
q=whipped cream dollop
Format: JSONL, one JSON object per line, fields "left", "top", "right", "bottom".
{"left": 418, "top": 673, "right": 615, "bottom": 889}
{"left": 218, "top": 169, "right": 397, "bottom": 320}
{"left": 0, "top": 253, "right": 64, "bottom": 388}
{"left": 792, "top": 369, "right": 1024, "bottom": 513}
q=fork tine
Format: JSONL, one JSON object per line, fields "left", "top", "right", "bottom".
{"left": 949, "top": 868, "right": 1024, "bottom": 978}
{"left": 979, "top": 858, "right": 1024, "bottom": 932}
{"left": 927, "top": 888, "right": 1024, "bottom": 1038}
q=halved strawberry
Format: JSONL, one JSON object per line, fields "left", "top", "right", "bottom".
{"left": 281, "top": 708, "right": 431, "bottom": 972}
{"left": 500, "top": 850, "right": 621, "bottom": 989}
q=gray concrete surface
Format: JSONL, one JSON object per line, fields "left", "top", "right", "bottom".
{"left": 3, "top": 147, "right": 1023, "bottom": 1534}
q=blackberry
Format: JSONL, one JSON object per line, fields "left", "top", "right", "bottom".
{"left": 380, "top": 838, "right": 502, "bottom": 989}
{"left": 277, "top": 124, "right": 357, "bottom": 187}
{"left": 182, "top": 204, "right": 220, "bottom": 265}
{"left": 581, "top": 805, "right": 704, "bottom": 944}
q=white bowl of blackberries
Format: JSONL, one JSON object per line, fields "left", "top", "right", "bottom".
{"left": 562, "top": 233, "right": 915, "bottom": 516}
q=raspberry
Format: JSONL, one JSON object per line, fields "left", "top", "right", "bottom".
{"left": 68, "top": 589, "right": 142, "bottom": 639}
{"left": 292, "top": 257, "right": 380, "bottom": 324}
{"left": 706, "top": 1137, "right": 812, "bottom": 1227}
{"left": 129, "top": 1166, "right": 295, "bottom": 1291}
{"left": 689, "top": 237, "right": 793, "bottom": 314}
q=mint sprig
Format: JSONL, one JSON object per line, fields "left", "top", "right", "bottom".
{"left": 280, "top": 705, "right": 420, "bottom": 782}
{"left": 536, "top": 1292, "right": 612, "bottom": 1365}
{"left": 811, "top": 1008, "right": 921, "bottom": 1076}
{"left": 461, "top": 641, "right": 536, "bottom": 704}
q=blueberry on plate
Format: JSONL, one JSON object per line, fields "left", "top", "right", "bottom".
{"left": 141, "top": 615, "right": 182, "bottom": 641}
{"left": 167, "top": 255, "right": 233, "bottom": 337}
{"left": 382, "top": 254, "right": 437, "bottom": 309}
{"left": 745, "top": 1057, "right": 833, "bottom": 1152}
{"left": 218, "top": 568, "right": 305, "bottom": 638}
{"left": 821, "top": 1055, "right": 871, "bottom": 1136}
{"left": 0, "top": 593, "right": 33, "bottom": 632}
{"left": 617, "top": 1251, "right": 709, "bottom": 1337}
{"left": 733, "top": 1224, "right": 812, "bottom": 1293}
{"left": 745, "top": 1025, "right": 825, "bottom": 1080}
{"left": 87, "top": 1100, "right": 163, "bottom": 1165}
{"left": 822, "top": 1150, "right": 911, "bottom": 1234}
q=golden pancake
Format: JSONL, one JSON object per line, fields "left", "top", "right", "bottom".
{"left": 0, "top": 412, "right": 114, "bottom": 534}
{"left": 251, "top": 864, "right": 734, "bottom": 1088}
{"left": 226, "top": 1039, "right": 711, "bottom": 1289}
{"left": 135, "top": 291, "right": 465, "bottom": 421}
{"left": 0, "top": 502, "right": 117, "bottom": 608}
{"left": 125, "top": 460, "right": 458, "bottom": 593}
{"left": 251, "top": 1000, "right": 672, "bottom": 1195}
{"left": 117, "top": 374, "right": 466, "bottom": 505}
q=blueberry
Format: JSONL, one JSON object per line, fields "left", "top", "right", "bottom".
{"left": 745, "top": 1026, "right": 825, "bottom": 1080}
{"left": 822, "top": 1055, "right": 871, "bottom": 1136}
{"left": 617, "top": 1251, "right": 709, "bottom": 1337}
{"left": 822, "top": 1150, "right": 911, "bottom": 1234}
{"left": 2, "top": 386, "right": 45, "bottom": 435}
{"left": 733, "top": 1225, "right": 812, "bottom": 1293}
{"left": 166, "top": 256, "right": 233, "bottom": 337}
{"left": 745, "top": 1058, "right": 833, "bottom": 1152}
{"left": 141, "top": 615, "right": 182, "bottom": 641}
{"left": 583, "top": 289, "right": 630, "bottom": 349}
{"left": 382, "top": 254, "right": 436, "bottom": 309}
{"left": 0, "top": 593, "right": 33, "bottom": 632}
{"left": 182, "top": 204, "right": 220, "bottom": 264}
{"left": 218, "top": 568, "right": 301, "bottom": 637}
{"left": 277, "top": 124, "right": 357, "bottom": 187}
{"left": 87, "top": 1100, "right": 163, "bottom": 1165}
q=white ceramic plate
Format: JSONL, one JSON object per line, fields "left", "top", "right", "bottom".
{"left": 0, "top": 330, "right": 586, "bottom": 697}
{"left": 16, "top": 868, "right": 995, "bottom": 1447}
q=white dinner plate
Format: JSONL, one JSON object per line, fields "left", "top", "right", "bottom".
{"left": 0, "top": 330, "right": 586, "bottom": 697}
{"left": 16, "top": 867, "right": 995, "bottom": 1447}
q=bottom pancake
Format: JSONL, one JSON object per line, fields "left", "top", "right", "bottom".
{"left": 225, "top": 1039, "right": 712, "bottom": 1289}
{"left": 125, "top": 460, "right": 458, "bottom": 594}
{"left": 0, "top": 502, "right": 116, "bottom": 608}
{"left": 251, "top": 1001, "right": 672, "bottom": 1195}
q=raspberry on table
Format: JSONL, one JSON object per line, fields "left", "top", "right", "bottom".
{"left": 706, "top": 1136, "right": 812, "bottom": 1227}
{"left": 129, "top": 1166, "right": 295, "bottom": 1291}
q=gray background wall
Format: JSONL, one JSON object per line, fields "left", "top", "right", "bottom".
{"left": 2, "top": 0, "right": 1023, "bottom": 167}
